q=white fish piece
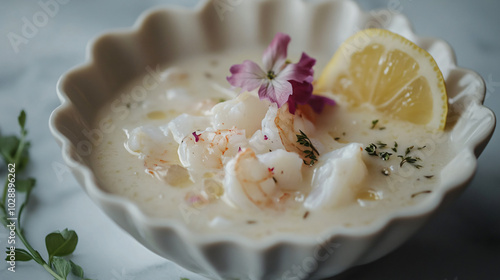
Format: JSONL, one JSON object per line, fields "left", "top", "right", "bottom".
{"left": 125, "top": 125, "right": 176, "bottom": 159}
{"left": 178, "top": 128, "right": 248, "bottom": 173}
{"left": 167, "top": 113, "right": 212, "bottom": 143}
{"left": 211, "top": 91, "right": 269, "bottom": 137}
{"left": 222, "top": 148, "right": 279, "bottom": 211}
{"left": 257, "top": 149, "right": 303, "bottom": 191}
{"left": 304, "top": 143, "right": 368, "bottom": 210}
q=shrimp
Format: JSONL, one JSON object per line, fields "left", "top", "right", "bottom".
{"left": 178, "top": 128, "right": 248, "bottom": 174}
{"left": 222, "top": 148, "right": 281, "bottom": 210}
{"left": 249, "top": 104, "right": 324, "bottom": 162}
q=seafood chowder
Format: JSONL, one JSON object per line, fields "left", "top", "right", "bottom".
{"left": 90, "top": 31, "right": 451, "bottom": 237}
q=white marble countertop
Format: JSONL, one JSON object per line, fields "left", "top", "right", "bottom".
{"left": 0, "top": 0, "right": 498, "bottom": 279}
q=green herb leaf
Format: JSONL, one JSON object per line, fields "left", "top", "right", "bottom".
{"left": 296, "top": 130, "right": 320, "bottom": 166}
{"left": 398, "top": 155, "right": 422, "bottom": 169}
{"left": 1, "top": 110, "right": 90, "bottom": 279}
{"left": 52, "top": 257, "right": 71, "bottom": 279}
{"left": 18, "top": 110, "right": 27, "bottom": 136}
{"left": 0, "top": 135, "right": 19, "bottom": 163}
{"left": 392, "top": 141, "right": 398, "bottom": 153}
{"left": 70, "top": 259, "right": 85, "bottom": 278}
{"left": 4, "top": 248, "right": 33, "bottom": 262}
{"left": 376, "top": 141, "right": 387, "bottom": 148}
{"left": 364, "top": 143, "right": 378, "bottom": 156}
{"left": 379, "top": 152, "right": 392, "bottom": 161}
{"left": 371, "top": 119, "right": 379, "bottom": 129}
{"left": 16, "top": 178, "right": 36, "bottom": 193}
{"left": 46, "top": 229, "right": 78, "bottom": 262}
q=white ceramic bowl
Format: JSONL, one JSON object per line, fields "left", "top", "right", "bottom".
{"left": 49, "top": 0, "right": 496, "bottom": 279}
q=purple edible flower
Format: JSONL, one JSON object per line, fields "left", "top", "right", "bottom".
{"left": 227, "top": 32, "right": 334, "bottom": 114}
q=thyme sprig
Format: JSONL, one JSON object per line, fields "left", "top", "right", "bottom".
{"left": 296, "top": 130, "right": 320, "bottom": 166}
{"left": 397, "top": 145, "right": 423, "bottom": 169}
{"left": 365, "top": 141, "right": 425, "bottom": 168}
{"left": 392, "top": 141, "right": 398, "bottom": 153}
{"left": 364, "top": 143, "right": 392, "bottom": 161}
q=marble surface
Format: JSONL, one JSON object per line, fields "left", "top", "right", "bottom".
{"left": 0, "top": 0, "right": 498, "bottom": 279}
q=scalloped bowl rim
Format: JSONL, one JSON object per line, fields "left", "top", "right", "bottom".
{"left": 50, "top": 0, "right": 496, "bottom": 250}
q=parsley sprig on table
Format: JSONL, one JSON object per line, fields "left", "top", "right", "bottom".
{"left": 0, "top": 111, "right": 92, "bottom": 280}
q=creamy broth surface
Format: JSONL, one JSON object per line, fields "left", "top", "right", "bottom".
{"left": 90, "top": 51, "right": 452, "bottom": 238}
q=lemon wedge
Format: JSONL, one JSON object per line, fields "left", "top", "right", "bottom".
{"left": 316, "top": 28, "right": 447, "bottom": 131}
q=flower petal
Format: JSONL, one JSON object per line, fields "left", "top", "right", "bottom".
{"left": 227, "top": 60, "right": 266, "bottom": 92}
{"left": 287, "top": 81, "right": 335, "bottom": 114}
{"left": 258, "top": 79, "right": 293, "bottom": 108}
{"left": 295, "top": 52, "right": 316, "bottom": 83}
{"left": 307, "top": 94, "right": 336, "bottom": 114}
{"left": 287, "top": 81, "right": 313, "bottom": 114}
{"left": 289, "top": 81, "right": 313, "bottom": 104}
{"left": 262, "top": 33, "right": 291, "bottom": 72}
{"left": 278, "top": 52, "right": 316, "bottom": 83}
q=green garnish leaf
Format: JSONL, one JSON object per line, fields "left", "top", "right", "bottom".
{"left": 379, "top": 152, "right": 392, "bottom": 161}
{"left": 4, "top": 248, "right": 33, "bottom": 262}
{"left": 392, "top": 141, "right": 398, "bottom": 153}
{"left": 46, "top": 229, "right": 78, "bottom": 262}
{"left": 16, "top": 178, "right": 36, "bottom": 193}
{"left": 371, "top": 119, "right": 379, "bottom": 129}
{"left": 365, "top": 143, "right": 378, "bottom": 156}
{"left": 404, "top": 146, "right": 414, "bottom": 156}
{"left": 70, "top": 260, "right": 85, "bottom": 278}
{"left": 398, "top": 153, "right": 422, "bottom": 169}
{"left": 0, "top": 135, "right": 19, "bottom": 163}
{"left": 1, "top": 110, "right": 90, "bottom": 279}
{"left": 52, "top": 257, "right": 72, "bottom": 279}
{"left": 18, "top": 110, "right": 27, "bottom": 135}
{"left": 296, "top": 130, "right": 320, "bottom": 166}
{"left": 376, "top": 141, "right": 387, "bottom": 148}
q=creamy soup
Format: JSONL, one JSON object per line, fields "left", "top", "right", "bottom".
{"left": 89, "top": 51, "right": 451, "bottom": 238}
